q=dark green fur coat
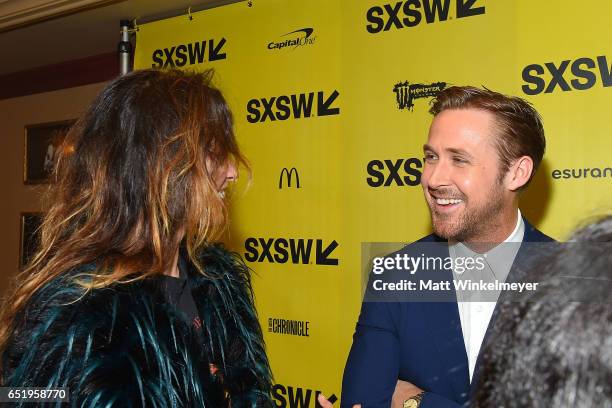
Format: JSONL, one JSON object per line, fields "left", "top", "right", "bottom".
{"left": 2, "top": 245, "right": 273, "bottom": 407}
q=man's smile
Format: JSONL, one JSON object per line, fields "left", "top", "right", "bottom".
{"left": 428, "top": 190, "right": 465, "bottom": 213}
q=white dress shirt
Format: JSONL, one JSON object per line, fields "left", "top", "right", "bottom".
{"left": 449, "top": 209, "right": 524, "bottom": 381}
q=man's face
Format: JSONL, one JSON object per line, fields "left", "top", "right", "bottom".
{"left": 421, "top": 108, "right": 510, "bottom": 242}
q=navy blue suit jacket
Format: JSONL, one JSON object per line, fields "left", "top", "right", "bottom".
{"left": 341, "top": 218, "right": 554, "bottom": 407}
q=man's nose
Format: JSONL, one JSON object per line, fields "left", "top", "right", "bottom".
{"left": 425, "top": 159, "right": 451, "bottom": 189}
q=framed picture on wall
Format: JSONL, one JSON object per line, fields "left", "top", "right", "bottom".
{"left": 19, "top": 212, "right": 44, "bottom": 270}
{"left": 24, "top": 120, "right": 75, "bottom": 184}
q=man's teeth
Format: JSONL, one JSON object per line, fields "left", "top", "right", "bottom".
{"left": 435, "top": 198, "right": 462, "bottom": 205}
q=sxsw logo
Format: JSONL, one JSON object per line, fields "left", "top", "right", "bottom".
{"left": 366, "top": 0, "right": 485, "bottom": 34}
{"left": 279, "top": 167, "right": 301, "bottom": 189}
{"left": 273, "top": 384, "right": 337, "bottom": 408}
{"left": 394, "top": 81, "right": 447, "bottom": 111}
{"left": 246, "top": 90, "right": 340, "bottom": 123}
{"left": 244, "top": 238, "right": 339, "bottom": 266}
{"left": 151, "top": 38, "right": 226, "bottom": 68}
{"left": 268, "top": 28, "right": 316, "bottom": 51}
{"left": 367, "top": 158, "right": 423, "bottom": 187}
{"left": 522, "top": 55, "right": 612, "bottom": 95}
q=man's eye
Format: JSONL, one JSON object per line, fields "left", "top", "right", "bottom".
{"left": 424, "top": 153, "right": 437, "bottom": 162}
{"left": 453, "top": 157, "right": 468, "bottom": 164}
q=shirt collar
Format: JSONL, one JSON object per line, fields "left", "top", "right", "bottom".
{"left": 504, "top": 209, "right": 524, "bottom": 244}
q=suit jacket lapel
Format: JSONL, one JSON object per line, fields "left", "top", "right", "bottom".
{"left": 506, "top": 218, "right": 554, "bottom": 284}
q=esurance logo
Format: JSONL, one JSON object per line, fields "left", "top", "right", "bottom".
{"left": 367, "top": 158, "right": 423, "bottom": 187}
{"left": 552, "top": 166, "right": 612, "bottom": 180}
{"left": 151, "top": 38, "right": 226, "bottom": 68}
{"left": 366, "top": 0, "right": 485, "bottom": 34}
{"left": 246, "top": 90, "right": 340, "bottom": 123}
{"left": 522, "top": 55, "right": 612, "bottom": 95}
{"left": 394, "top": 81, "right": 446, "bottom": 111}
{"left": 268, "top": 28, "right": 316, "bottom": 51}
{"left": 273, "top": 384, "right": 337, "bottom": 408}
{"left": 244, "top": 238, "right": 339, "bottom": 266}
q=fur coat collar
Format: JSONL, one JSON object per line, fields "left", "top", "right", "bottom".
{"left": 2, "top": 244, "right": 273, "bottom": 407}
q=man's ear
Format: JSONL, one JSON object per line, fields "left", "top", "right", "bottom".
{"left": 504, "top": 156, "right": 533, "bottom": 191}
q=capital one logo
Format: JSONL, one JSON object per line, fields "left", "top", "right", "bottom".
{"left": 366, "top": 0, "right": 485, "bottom": 34}
{"left": 279, "top": 167, "right": 301, "bottom": 189}
{"left": 522, "top": 55, "right": 612, "bottom": 95}
{"left": 268, "top": 28, "right": 316, "bottom": 51}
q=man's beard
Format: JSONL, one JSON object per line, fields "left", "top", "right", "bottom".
{"left": 428, "top": 183, "right": 505, "bottom": 242}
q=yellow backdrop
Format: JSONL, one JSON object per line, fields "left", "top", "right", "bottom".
{"left": 134, "top": 1, "right": 612, "bottom": 405}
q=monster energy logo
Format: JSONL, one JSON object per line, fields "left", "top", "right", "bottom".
{"left": 393, "top": 81, "right": 447, "bottom": 111}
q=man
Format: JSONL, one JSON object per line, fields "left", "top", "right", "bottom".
{"left": 321, "top": 86, "right": 553, "bottom": 407}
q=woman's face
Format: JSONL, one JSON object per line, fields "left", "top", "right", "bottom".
{"left": 207, "top": 158, "right": 237, "bottom": 197}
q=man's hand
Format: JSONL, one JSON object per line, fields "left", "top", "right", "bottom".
{"left": 317, "top": 380, "right": 422, "bottom": 408}
{"left": 317, "top": 394, "right": 360, "bottom": 408}
{"left": 391, "top": 380, "right": 423, "bottom": 408}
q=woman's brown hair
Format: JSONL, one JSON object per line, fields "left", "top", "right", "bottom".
{"left": 0, "top": 68, "right": 248, "bottom": 356}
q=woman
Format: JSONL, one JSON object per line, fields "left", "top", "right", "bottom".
{"left": 0, "top": 69, "right": 273, "bottom": 407}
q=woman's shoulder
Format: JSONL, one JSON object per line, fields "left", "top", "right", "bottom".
{"left": 195, "top": 243, "right": 253, "bottom": 282}
{"left": 14, "top": 265, "right": 152, "bottom": 338}
{"left": 188, "top": 244, "right": 256, "bottom": 308}
{"left": 21, "top": 266, "right": 95, "bottom": 320}
{"left": 3, "top": 268, "right": 121, "bottom": 381}
{"left": 29, "top": 265, "right": 119, "bottom": 304}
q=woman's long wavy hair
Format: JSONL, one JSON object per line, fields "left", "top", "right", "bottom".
{"left": 0, "top": 68, "right": 248, "bottom": 356}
